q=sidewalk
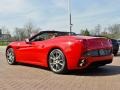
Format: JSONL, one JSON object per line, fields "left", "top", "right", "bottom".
{"left": 0, "top": 46, "right": 6, "bottom": 53}
{"left": 0, "top": 46, "right": 7, "bottom": 48}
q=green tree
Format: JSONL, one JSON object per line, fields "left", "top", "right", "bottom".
{"left": 81, "top": 28, "right": 90, "bottom": 36}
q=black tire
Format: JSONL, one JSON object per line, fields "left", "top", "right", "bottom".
{"left": 113, "top": 50, "right": 118, "bottom": 56}
{"left": 48, "top": 49, "right": 67, "bottom": 74}
{"left": 6, "top": 48, "right": 16, "bottom": 65}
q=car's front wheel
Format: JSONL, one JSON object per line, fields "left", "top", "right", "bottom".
{"left": 6, "top": 48, "right": 16, "bottom": 65}
{"left": 48, "top": 49, "right": 67, "bottom": 74}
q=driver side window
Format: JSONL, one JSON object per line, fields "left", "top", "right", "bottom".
{"left": 31, "top": 33, "right": 48, "bottom": 42}
{"left": 30, "top": 32, "right": 56, "bottom": 42}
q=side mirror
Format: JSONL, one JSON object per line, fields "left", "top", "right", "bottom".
{"left": 25, "top": 39, "right": 31, "bottom": 44}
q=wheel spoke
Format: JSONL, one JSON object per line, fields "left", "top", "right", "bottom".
{"left": 57, "top": 64, "right": 61, "bottom": 70}
{"left": 50, "top": 63, "right": 55, "bottom": 67}
{"left": 58, "top": 62, "right": 64, "bottom": 66}
{"left": 55, "top": 51, "right": 58, "bottom": 57}
{"left": 50, "top": 56, "right": 54, "bottom": 60}
{"left": 11, "top": 56, "right": 14, "bottom": 60}
{"left": 56, "top": 54, "right": 61, "bottom": 60}
{"left": 51, "top": 52, "right": 56, "bottom": 59}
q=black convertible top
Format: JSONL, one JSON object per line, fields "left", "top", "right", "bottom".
{"left": 37, "top": 31, "right": 76, "bottom": 35}
{"left": 29, "top": 31, "right": 76, "bottom": 41}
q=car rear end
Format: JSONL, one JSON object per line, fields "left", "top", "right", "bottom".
{"left": 76, "top": 36, "right": 113, "bottom": 69}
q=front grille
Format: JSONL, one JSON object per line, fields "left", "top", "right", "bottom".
{"left": 84, "top": 49, "right": 112, "bottom": 57}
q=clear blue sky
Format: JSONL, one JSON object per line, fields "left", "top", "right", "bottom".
{"left": 0, "top": 0, "right": 120, "bottom": 33}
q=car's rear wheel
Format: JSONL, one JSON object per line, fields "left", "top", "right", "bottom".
{"left": 6, "top": 48, "right": 16, "bottom": 65}
{"left": 48, "top": 49, "right": 67, "bottom": 74}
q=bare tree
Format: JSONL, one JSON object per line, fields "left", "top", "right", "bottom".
{"left": 24, "top": 22, "right": 41, "bottom": 38}
{"left": 14, "top": 28, "right": 27, "bottom": 41}
{"left": 108, "top": 24, "right": 120, "bottom": 34}
{"left": 93, "top": 24, "right": 102, "bottom": 36}
{"left": 1, "top": 26, "right": 10, "bottom": 34}
{"left": 13, "top": 22, "right": 41, "bottom": 41}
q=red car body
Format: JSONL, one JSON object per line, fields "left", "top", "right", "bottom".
{"left": 6, "top": 31, "right": 113, "bottom": 71}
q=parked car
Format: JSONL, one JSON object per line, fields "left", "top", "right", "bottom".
{"left": 111, "top": 39, "right": 119, "bottom": 55}
{"left": 93, "top": 35, "right": 119, "bottom": 56}
{"left": 117, "top": 40, "right": 120, "bottom": 46}
{"left": 6, "top": 31, "right": 113, "bottom": 74}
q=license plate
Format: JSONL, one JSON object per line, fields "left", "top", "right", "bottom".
{"left": 99, "top": 49, "right": 105, "bottom": 55}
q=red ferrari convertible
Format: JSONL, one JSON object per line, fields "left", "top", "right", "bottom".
{"left": 6, "top": 31, "right": 113, "bottom": 73}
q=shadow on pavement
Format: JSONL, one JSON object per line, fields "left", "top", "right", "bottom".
{"left": 115, "top": 53, "right": 120, "bottom": 57}
{"left": 16, "top": 63, "right": 50, "bottom": 71}
{"left": 65, "top": 65, "right": 120, "bottom": 76}
{"left": 16, "top": 63, "right": 120, "bottom": 76}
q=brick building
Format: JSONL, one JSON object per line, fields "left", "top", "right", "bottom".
{"left": 0, "top": 29, "right": 11, "bottom": 40}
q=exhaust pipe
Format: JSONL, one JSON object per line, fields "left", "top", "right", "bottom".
{"left": 79, "top": 59, "right": 86, "bottom": 67}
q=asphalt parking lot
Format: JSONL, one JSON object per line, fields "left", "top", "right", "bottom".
{"left": 0, "top": 46, "right": 120, "bottom": 90}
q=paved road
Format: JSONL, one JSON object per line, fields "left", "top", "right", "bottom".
{"left": 0, "top": 46, "right": 120, "bottom": 90}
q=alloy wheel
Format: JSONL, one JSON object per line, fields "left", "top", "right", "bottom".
{"left": 49, "top": 49, "right": 66, "bottom": 73}
{"left": 6, "top": 48, "right": 15, "bottom": 65}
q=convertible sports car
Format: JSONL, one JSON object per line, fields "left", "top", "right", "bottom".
{"left": 6, "top": 31, "right": 113, "bottom": 74}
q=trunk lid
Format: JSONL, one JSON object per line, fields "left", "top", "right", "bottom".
{"left": 74, "top": 36, "right": 112, "bottom": 50}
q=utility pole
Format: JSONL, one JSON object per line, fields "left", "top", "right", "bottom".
{"left": 68, "top": 0, "right": 73, "bottom": 34}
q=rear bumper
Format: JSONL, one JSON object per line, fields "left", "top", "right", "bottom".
{"left": 76, "top": 54, "right": 113, "bottom": 69}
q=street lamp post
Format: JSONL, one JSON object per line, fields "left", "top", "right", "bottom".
{"left": 68, "top": 0, "right": 72, "bottom": 34}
